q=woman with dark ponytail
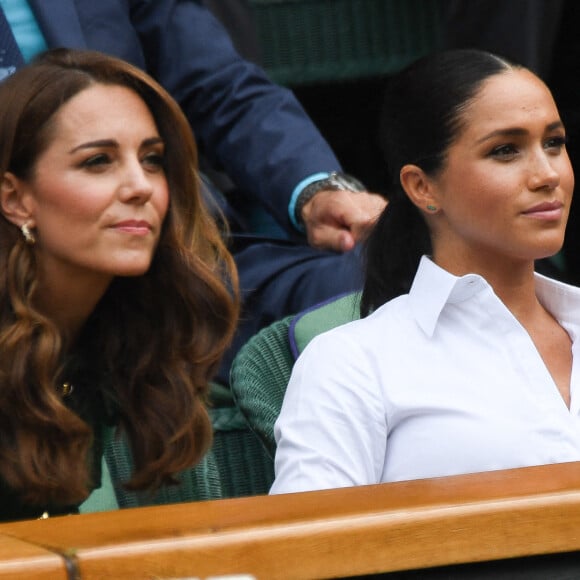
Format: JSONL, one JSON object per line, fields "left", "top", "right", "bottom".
{"left": 271, "top": 48, "right": 578, "bottom": 494}
{"left": 361, "top": 49, "right": 523, "bottom": 314}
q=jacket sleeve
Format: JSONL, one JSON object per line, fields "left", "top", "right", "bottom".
{"left": 129, "top": 0, "right": 342, "bottom": 231}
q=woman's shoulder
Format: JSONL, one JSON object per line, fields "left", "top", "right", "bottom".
{"left": 303, "top": 294, "right": 413, "bottom": 356}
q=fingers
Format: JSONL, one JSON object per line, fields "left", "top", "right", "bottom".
{"left": 307, "top": 222, "right": 357, "bottom": 252}
{"left": 302, "top": 189, "right": 387, "bottom": 252}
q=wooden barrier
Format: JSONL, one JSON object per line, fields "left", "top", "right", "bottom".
{"left": 2, "top": 462, "right": 580, "bottom": 579}
{"left": 0, "top": 534, "right": 67, "bottom": 580}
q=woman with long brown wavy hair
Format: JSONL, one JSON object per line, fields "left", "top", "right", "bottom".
{"left": 0, "top": 48, "right": 238, "bottom": 521}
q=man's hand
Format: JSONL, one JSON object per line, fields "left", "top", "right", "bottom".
{"left": 301, "top": 189, "right": 387, "bottom": 252}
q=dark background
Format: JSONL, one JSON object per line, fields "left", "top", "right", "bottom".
{"left": 209, "top": 0, "right": 580, "bottom": 282}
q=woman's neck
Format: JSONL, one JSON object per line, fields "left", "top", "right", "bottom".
{"left": 33, "top": 269, "right": 112, "bottom": 343}
{"left": 433, "top": 251, "right": 543, "bottom": 324}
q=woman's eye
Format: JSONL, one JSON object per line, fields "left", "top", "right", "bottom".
{"left": 544, "top": 135, "right": 567, "bottom": 152}
{"left": 142, "top": 152, "right": 165, "bottom": 171}
{"left": 81, "top": 154, "right": 111, "bottom": 169}
{"left": 488, "top": 144, "right": 518, "bottom": 159}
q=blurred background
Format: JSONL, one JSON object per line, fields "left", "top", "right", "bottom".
{"left": 207, "top": 0, "right": 580, "bottom": 283}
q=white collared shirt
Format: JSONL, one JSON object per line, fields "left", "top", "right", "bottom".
{"left": 270, "top": 257, "right": 580, "bottom": 494}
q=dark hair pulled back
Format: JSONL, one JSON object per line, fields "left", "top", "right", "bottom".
{"left": 361, "top": 49, "right": 516, "bottom": 315}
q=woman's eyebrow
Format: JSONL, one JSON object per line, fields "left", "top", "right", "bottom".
{"left": 68, "top": 136, "right": 164, "bottom": 154}
{"left": 68, "top": 139, "right": 118, "bottom": 154}
{"left": 476, "top": 121, "right": 565, "bottom": 145}
{"left": 142, "top": 137, "right": 164, "bottom": 147}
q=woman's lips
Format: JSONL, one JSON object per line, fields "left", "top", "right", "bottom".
{"left": 522, "top": 201, "right": 564, "bottom": 220}
{"left": 112, "top": 220, "right": 152, "bottom": 235}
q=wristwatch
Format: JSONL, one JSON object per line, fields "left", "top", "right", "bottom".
{"left": 294, "top": 171, "right": 366, "bottom": 227}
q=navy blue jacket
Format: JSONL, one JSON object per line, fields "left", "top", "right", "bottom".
{"left": 27, "top": 0, "right": 341, "bottom": 233}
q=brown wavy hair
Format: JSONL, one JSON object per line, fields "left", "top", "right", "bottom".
{"left": 0, "top": 49, "right": 239, "bottom": 505}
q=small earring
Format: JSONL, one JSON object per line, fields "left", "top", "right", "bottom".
{"left": 426, "top": 204, "right": 438, "bottom": 212}
{"left": 21, "top": 222, "right": 36, "bottom": 245}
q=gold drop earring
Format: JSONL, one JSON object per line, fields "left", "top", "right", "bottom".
{"left": 20, "top": 222, "right": 36, "bottom": 245}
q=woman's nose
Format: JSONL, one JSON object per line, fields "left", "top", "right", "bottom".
{"left": 118, "top": 161, "right": 154, "bottom": 202}
{"left": 527, "top": 151, "right": 561, "bottom": 192}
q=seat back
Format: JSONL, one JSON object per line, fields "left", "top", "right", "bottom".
{"left": 289, "top": 291, "right": 361, "bottom": 358}
{"left": 230, "top": 315, "right": 295, "bottom": 459}
{"left": 210, "top": 386, "right": 275, "bottom": 497}
{"left": 230, "top": 292, "right": 362, "bottom": 465}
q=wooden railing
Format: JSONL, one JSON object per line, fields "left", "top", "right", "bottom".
{"left": 2, "top": 461, "right": 580, "bottom": 579}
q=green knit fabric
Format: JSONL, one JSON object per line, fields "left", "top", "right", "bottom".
{"left": 79, "top": 454, "right": 118, "bottom": 513}
{"left": 79, "top": 426, "right": 223, "bottom": 512}
{"left": 230, "top": 294, "right": 362, "bottom": 462}
{"left": 81, "top": 388, "right": 275, "bottom": 513}
{"left": 230, "top": 316, "right": 295, "bottom": 457}
{"left": 291, "top": 292, "right": 361, "bottom": 355}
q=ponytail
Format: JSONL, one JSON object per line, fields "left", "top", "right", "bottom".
{"left": 360, "top": 188, "right": 431, "bottom": 316}
{"left": 362, "top": 49, "right": 518, "bottom": 317}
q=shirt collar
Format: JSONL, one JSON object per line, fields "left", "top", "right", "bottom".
{"left": 535, "top": 272, "right": 580, "bottom": 332}
{"left": 408, "top": 256, "right": 580, "bottom": 338}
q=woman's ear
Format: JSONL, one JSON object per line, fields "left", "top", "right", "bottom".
{"left": 400, "top": 164, "right": 439, "bottom": 215}
{"left": 0, "top": 172, "right": 35, "bottom": 227}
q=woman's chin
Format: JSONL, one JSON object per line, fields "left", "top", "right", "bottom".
{"left": 110, "top": 260, "right": 153, "bottom": 278}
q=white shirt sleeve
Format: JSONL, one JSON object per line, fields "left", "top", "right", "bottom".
{"left": 270, "top": 329, "right": 387, "bottom": 494}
